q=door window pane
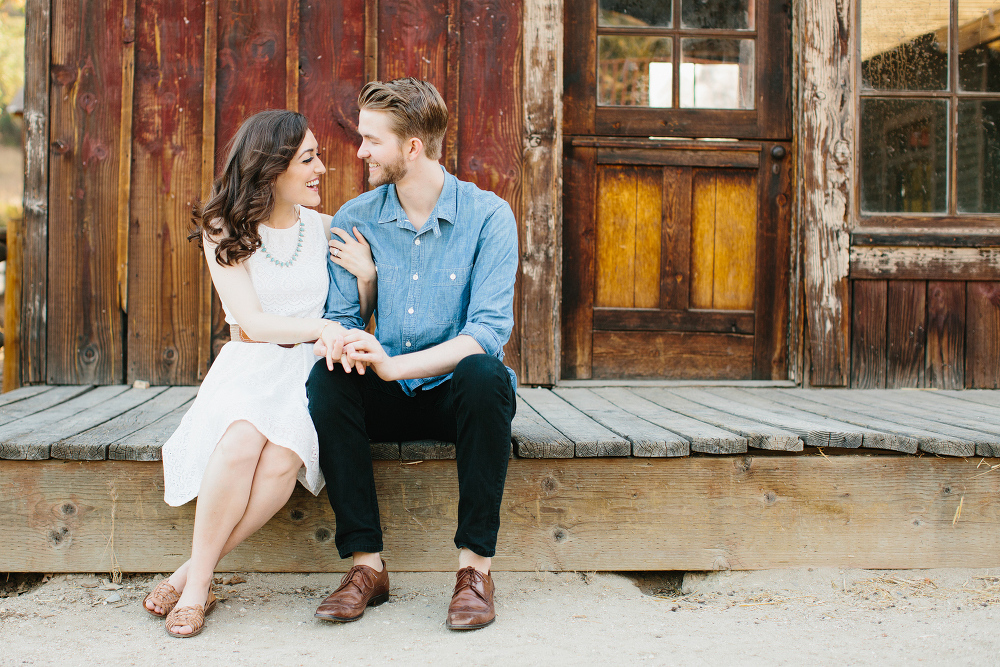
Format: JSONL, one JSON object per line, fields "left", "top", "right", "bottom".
{"left": 598, "top": 36, "right": 673, "bottom": 107}
{"left": 958, "top": 1, "right": 1000, "bottom": 91}
{"left": 861, "top": 98, "right": 948, "bottom": 213}
{"left": 958, "top": 100, "right": 1000, "bottom": 212}
{"left": 681, "top": 0, "right": 753, "bottom": 30}
{"left": 861, "top": 0, "right": 949, "bottom": 90}
{"left": 599, "top": 0, "right": 672, "bottom": 27}
{"left": 680, "top": 38, "right": 754, "bottom": 109}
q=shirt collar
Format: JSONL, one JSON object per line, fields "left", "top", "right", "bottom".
{"left": 377, "top": 166, "right": 458, "bottom": 236}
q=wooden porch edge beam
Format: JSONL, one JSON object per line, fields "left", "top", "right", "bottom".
{"left": 520, "top": 0, "right": 563, "bottom": 386}
{"left": 851, "top": 246, "right": 1000, "bottom": 280}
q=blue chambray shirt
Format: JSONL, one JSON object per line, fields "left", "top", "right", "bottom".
{"left": 323, "top": 167, "right": 518, "bottom": 395}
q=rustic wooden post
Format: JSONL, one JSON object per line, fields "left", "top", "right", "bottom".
{"left": 19, "top": 0, "right": 51, "bottom": 386}
{"left": 797, "top": 0, "right": 856, "bottom": 386}
{"left": 521, "top": 0, "right": 563, "bottom": 386}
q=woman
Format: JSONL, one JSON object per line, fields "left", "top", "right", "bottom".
{"left": 142, "top": 109, "right": 374, "bottom": 638}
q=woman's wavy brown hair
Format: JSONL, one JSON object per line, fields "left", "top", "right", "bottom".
{"left": 189, "top": 109, "right": 309, "bottom": 266}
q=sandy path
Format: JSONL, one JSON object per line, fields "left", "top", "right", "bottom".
{"left": 3, "top": 568, "right": 998, "bottom": 665}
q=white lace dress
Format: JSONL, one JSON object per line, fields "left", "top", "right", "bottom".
{"left": 162, "top": 207, "right": 330, "bottom": 506}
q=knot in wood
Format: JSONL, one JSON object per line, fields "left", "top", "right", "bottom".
{"left": 59, "top": 502, "right": 77, "bottom": 517}
{"left": 540, "top": 476, "right": 558, "bottom": 494}
{"left": 764, "top": 491, "right": 778, "bottom": 505}
{"left": 289, "top": 509, "right": 305, "bottom": 521}
{"left": 314, "top": 527, "right": 332, "bottom": 543}
{"left": 734, "top": 456, "right": 753, "bottom": 472}
{"left": 552, "top": 527, "right": 568, "bottom": 543}
{"left": 48, "top": 526, "right": 70, "bottom": 548}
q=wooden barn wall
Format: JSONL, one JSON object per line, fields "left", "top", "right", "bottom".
{"left": 25, "top": 0, "right": 556, "bottom": 386}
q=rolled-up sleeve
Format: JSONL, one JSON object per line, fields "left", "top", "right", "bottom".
{"left": 458, "top": 204, "right": 518, "bottom": 359}
{"left": 323, "top": 215, "right": 366, "bottom": 330}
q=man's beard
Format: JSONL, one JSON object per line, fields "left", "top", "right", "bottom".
{"left": 368, "top": 152, "right": 408, "bottom": 186}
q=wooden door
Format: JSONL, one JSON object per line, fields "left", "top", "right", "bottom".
{"left": 561, "top": 0, "right": 792, "bottom": 380}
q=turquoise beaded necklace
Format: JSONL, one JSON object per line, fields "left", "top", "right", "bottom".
{"left": 260, "top": 207, "right": 304, "bottom": 268}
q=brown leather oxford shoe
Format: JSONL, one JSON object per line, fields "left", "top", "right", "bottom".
{"left": 446, "top": 566, "right": 495, "bottom": 630}
{"left": 315, "top": 561, "right": 390, "bottom": 623}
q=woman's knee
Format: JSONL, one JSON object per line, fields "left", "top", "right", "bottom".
{"left": 259, "top": 442, "right": 303, "bottom": 479}
{"left": 215, "top": 420, "right": 267, "bottom": 466}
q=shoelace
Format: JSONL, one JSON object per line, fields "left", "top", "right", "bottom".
{"left": 453, "top": 567, "right": 489, "bottom": 604}
{"left": 336, "top": 565, "right": 378, "bottom": 595}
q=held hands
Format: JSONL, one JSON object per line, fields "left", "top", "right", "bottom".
{"left": 342, "top": 330, "right": 398, "bottom": 380}
{"left": 329, "top": 227, "right": 375, "bottom": 283}
{"left": 313, "top": 324, "right": 366, "bottom": 374}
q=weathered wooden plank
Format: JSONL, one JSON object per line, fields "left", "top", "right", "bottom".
{"left": 400, "top": 440, "right": 456, "bottom": 461}
{"left": 127, "top": 0, "right": 208, "bottom": 385}
{"left": 706, "top": 387, "right": 900, "bottom": 450}
{"left": 689, "top": 169, "right": 716, "bottom": 309}
{"left": 195, "top": 0, "right": 217, "bottom": 381}
{"left": 378, "top": 0, "right": 448, "bottom": 91}
{"left": 60, "top": 386, "right": 191, "bottom": 453}
{"left": 0, "top": 387, "right": 122, "bottom": 459}
{"left": 925, "top": 281, "right": 965, "bottom": 390}
{"left": 634, "top": 168, "right": 661, "bottom": 309}
{"left": 511, "top": 395, "right": 574, "bottom": 459}
{"left": 712, "top": 170, "right": 757, "bottom": 311}
{"left": 517, "top": 387, "right": 629, "bottom": 457}
{"left": 298, "top": 0, "right": 366, "bottom": 215}
{"left": 595, "top": 165, "right": 636, "bottom": 308}
{"left": 0, "top": 386, "right": 95, "bottom": 428}
{"left": 850, "top": 247, "right": 1000, "bottom": 280}
{"left": 0, "top": 385, "right": 54, "bottom": 407}
{"left": 520, "top": 0, "right": 562, "bottom": 385}
{"left": 886, "top": 280, "right": 926, "bottom": 389}
{"left": 657, "top": 388, "right": 803, "bottom": 451}
{"left": 850, "top": 280, "right": 887, "bottom": 389}
{"left": 769, "top": 390, "right": 974, "bottom": 457}
{"left": 20, "top": 0, "right": 51, "bottom": 386}
{"left": 592, "top": 331, "right": 754, "bottom": 380}
{"left": 48, "top": 0, "right": 129, "bottom": 383}
{"left": 937, "top": 389, "right": 1000, "bottom": 410}
{"left": 597, "top": 388, "right": 746, "bottom": 454}
{"left": 560, "top": 144, "right": 596, "bottom": 379}
{"left": 108, "top": 399, "right": 191, "bottom": 461}
{"left": 370, "top": 442, "right": 402, "bottom": 461}
{"left": 459, "top": 0, "right": 523, "bottom": 380}
{"left": 660, "top": 166, "right": 692, "bottom": 310}
{"left": 799, "top": 0, "right": 854, "bottom": 386}
{"left": 553, "top": 388, "right": 688, "bottom": 457}
{"left": 36, "top": 388, "right": 167, "bottom": 460}
{"left": 4, "top": 204, "right": 21, "bottom": 393}
{"left": 966, "top": 282, "right": 1000, "bottom": 389}
{"left": 5, "top": 456, "right": 998, "bottom": 572}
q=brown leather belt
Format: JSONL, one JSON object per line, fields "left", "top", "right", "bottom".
{"left": 230, "top": 324, "right": 297, "bottom": 349}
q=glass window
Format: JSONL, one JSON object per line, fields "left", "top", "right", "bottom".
{"left": 598, "top": 37, "right": 673, "bottom": 107}
{"left": 681, "top": 0, "right": 753, "bottom": 30}
{"left": 599, "top": 0, "right": 672, "bottom": 27}
{"left": 680, "top": 38, "right": 754, "bottom": 108}
{"left": 860, "top": 0, "right": 1000, "bottom": 218}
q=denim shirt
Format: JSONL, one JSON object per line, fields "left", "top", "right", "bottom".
{"left": 324, "top": 167, "right": 518, "bottom": 395}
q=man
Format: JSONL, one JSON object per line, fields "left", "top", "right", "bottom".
{"left": 306, "top": 78, "right": 518, "bottom": 631}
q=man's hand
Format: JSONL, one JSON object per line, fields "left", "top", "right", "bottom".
{"left": 343, "top": 330, "right": 396, "bottom": 380}
{"left": 313, "top": 325, "right": 366, "bottom": 374}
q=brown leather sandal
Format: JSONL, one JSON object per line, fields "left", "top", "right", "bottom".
{"left": 142, "top": 579, "right": 181, "bottom": 618}
{"left": 164, "top": 590, "right": 217, "bottom": 638}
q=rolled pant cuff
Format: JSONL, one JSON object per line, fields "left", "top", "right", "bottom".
{"left": 455, "top": 541, "right": 496, "bottom": 559}
{"left": 336, "top": 543, "right": 385, "bottom": 560}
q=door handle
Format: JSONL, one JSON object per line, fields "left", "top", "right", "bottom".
{"left": 771, "top": 145, "right": 786, "bottom": 160}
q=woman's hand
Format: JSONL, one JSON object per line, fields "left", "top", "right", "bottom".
{"left": 314, "top": 323, "right": 366, "bottom": 374}
{"left": 329, "top": 227, "right": 375, "bottom": 284}
{"left": 343, "top": 330, "right": 396, "bottom": 380}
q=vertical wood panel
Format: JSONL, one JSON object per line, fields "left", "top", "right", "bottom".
{"left": 126, "top": 0, "right": 207, "bottom": 385}
{"left": 212, "top": 0, "right": 290, "bottom": 358}
{"left": 634, "top": 168, "right": 661, "bottom": 309}
{"left": 753, "top": 142, "right": 792, "bottom": 380}
{"left": 660, "top": 166, "right": 691, "bottom": 311}
{"left": 712, "top": 170, "right": 756, "bottom": 311}
{"left": 689, "top": 170, "right": 716, "bottom": 309}
{"left": 799, "top": 0, "right": 855, "bottom": 386}
{"left": 458, "top": 0, "right": 523, "bottom": 378}
{"left": 378, "top": 0, "right": 448, "bottom": 91}
{"left": 196, "top": 0, "right": 218, "bottom": 381}
{"left": 299, "top": 0, "right": 366, "bottom": 215}
{"left": 966, "top": 282, "right": 1000, "bottom": 389}
{"left": 561, "top": 0, "right": 594, "bottom": 134}
{"left": 925, "top": 281, "right": 965, "bottom": 390}
{"left": 47, "top": 0, "right": 129, "bottom": 383}
{"left": 885, "top": 280, "right": 926, "bottom": 389}
{"left": 560, "top": 144, "right": 595, "bottom": 379}
{"left": 19, "top": 0, "right": 51, "bottom": 385}
{"left": 595, "top": 166, "right": 636, "bottom": 308}
{"left": 850, "top": 280, "right": 887, "bottom": 389}
{"left": 520, "top": 0, "right": 562, "bottom": 385}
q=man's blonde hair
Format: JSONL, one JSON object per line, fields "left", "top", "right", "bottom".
{"left": 358, "top": 78, "right": 448, "bottom": 160}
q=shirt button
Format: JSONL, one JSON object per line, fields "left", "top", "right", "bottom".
{"left": 405, "top": 340, "right": 411, "bottom": 347}
{"left": 408, "top": 308, "right": 414, "bottom": 314}
{"left": 412, "top": 274, "right": 418, "bottom": 280}
{"left": 450, "top": 273, "right": 456, "bottom": 280}
{"left": 414, "top": 239, "right": 420, "bottom": 245}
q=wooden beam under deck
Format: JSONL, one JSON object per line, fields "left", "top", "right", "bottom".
{"left": 2, "top": 455, "right": 997, "bottom": 573}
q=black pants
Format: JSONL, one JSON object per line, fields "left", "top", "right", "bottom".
{"left": 306, "top": 354, "right": 516, "bottom": 559}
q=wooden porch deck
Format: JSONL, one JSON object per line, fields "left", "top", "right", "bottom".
{"left": 2, "top": 384, "right": 1000, "bottom": 462}
{"left": 2, "top": 385, "right": 1000, "bottom": 573}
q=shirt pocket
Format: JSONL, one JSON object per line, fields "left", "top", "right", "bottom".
{"left": 430, "top": 265, "right": 472, "bottom": 326}
{"left": 375, "top": 263, "right": 399, "bottom": 318}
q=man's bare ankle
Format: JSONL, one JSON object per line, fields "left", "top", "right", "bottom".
{"left": 353, "top": 552, "right": 383, "bottom": 571}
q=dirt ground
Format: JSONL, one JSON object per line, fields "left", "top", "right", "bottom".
{"left": 2, "top": 567, "right": 998, "bottom": 666}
